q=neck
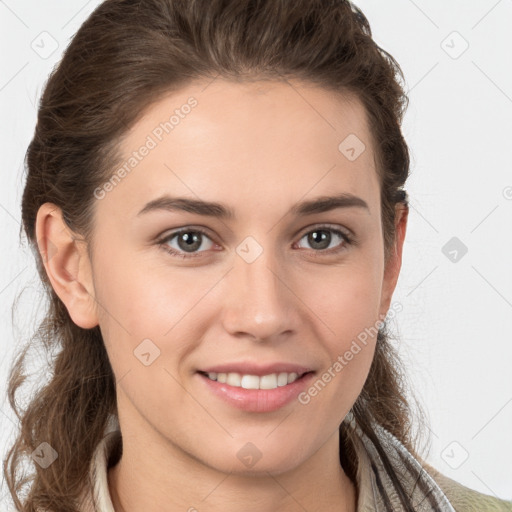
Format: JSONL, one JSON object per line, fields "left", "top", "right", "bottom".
{"left": 107, "top": 431, "right": 357, "bottom": 512}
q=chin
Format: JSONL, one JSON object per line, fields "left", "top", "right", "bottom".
{"left": 199, "top": 440, "right": 307, "bottom": 476}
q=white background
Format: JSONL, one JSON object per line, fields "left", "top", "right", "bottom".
{"left": 1, "top": 0, "right": 511, "bottom": 507}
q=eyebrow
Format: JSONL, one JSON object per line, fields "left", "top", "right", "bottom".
{"left": 137, "top": 193, "right": 370, "bottom": 219}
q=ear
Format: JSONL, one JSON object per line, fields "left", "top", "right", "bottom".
{"left": 378, "top": 203, "right": 408, "bottom": 320}
{"left": 35, "top": 203, "right": 99, "bottom": 329}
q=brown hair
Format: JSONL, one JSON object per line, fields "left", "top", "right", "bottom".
{"left": 4, "top": 1, "right": 429, "bottom": 510}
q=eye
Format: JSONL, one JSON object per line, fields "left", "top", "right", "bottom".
{"left": 157, "top": 225, "right": 354, "bottom": 260}
{"left": 294, "top": 226, "right": 353, "bottom": 255}
{"left": 158, "top": 228, "right": 216, "bottom": 259}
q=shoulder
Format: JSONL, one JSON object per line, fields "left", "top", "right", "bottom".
{"left": 422, "top": 461, "right": 512, "bottom": 512}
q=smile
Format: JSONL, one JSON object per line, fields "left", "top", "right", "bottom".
{"left": 196, "top": 370, "right": 315, "bottom": 413}
{"left": 200, "top": 371, "right": 304, "bottom": 390}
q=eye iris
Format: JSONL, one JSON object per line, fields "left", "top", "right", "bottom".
{"left": 308, "top": 230, "right": 331, "bottom": 250}
{"left": 178, "top": 232, "right": 202, "bottom": 252}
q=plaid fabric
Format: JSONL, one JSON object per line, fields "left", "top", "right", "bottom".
{"left": 345, "top": 414, "right": 456, "bottom": 511}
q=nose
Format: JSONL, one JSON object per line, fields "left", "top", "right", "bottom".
{"left": 220, "top": 247, "right": 300, "bottom": 343}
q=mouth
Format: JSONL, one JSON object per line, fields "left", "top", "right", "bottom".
{"left": 195, "top": 369, "right": 316, "bottom": 413}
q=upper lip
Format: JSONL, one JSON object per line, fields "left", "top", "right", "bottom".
{"left": 198, "top": 362, "right": 314, "bottom": 377}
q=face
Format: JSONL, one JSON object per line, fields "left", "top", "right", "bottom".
{"left": 44, "top": 78, "right": 406, "bottom": 476}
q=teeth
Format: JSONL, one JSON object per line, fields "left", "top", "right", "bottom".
{"left": 226, "top": 373, "right": 241, "bottom": 387}
{"left": 206, "top": 371, "right": 301, "bottom": 390}
{"left": 259, "top": 374, "right": 277, "bottom": 389}
{"left": 287, "top": 372, "right": 298, "bottom": 384}
{"left": 277, "top": 373, "right": 288, "bottom": 386}
{"left": 241, "top": 375, "right": 261, "bottom": 389}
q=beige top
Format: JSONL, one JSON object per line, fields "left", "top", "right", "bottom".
{"left": 77, "top": 414, "right": 512, "bottom": 511}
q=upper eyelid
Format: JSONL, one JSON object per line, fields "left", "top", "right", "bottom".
{"left": 158, "top": 226, "right": 216, "bottom": 245}
{"left": 297, "top": 223, "right": 353, "bottom": 238}
{"left": 160, "top": 223, "right": 351, "bottom": 238}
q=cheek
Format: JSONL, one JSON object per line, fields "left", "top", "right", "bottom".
{"left": 93, "top": 259, "right": 193, "bottom": 406}
{"left": 94, "top": 247, "right": 185, "bottom": 334}
{"left": 94, "top": 251, "right": 216, "bottom": 375}
{"left": 299, "top": 257, "right": 382, "bottom": 394}
{"left": 301, "top": 272, "right": 379, "bottom": 412}
{"left": 301, "top": 259, "right": 383, "bottom": 334}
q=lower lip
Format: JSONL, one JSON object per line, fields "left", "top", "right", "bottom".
{"left": 196, "top": 372, "right": 316, "bottom": 413}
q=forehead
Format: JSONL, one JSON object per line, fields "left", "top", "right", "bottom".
{"left": 97, "top": 78, "right": 379, "bottom": 221}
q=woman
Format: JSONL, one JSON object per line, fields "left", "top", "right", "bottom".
{"left": 3, "top": 0, "right": 511, "bottom": 511}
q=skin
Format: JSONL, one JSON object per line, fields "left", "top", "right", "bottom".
{"left": 36, "top": 78, "right": 407, "bottom": 512}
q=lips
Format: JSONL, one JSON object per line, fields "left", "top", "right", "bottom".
{"left": 195, "top": 361, "right": 316, "bottom": 412}
{"left": 197, "top": 370, "right": 316, "bottom": 412}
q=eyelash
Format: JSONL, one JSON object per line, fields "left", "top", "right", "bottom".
{"left": 157, "top": 225, "right": 355, "bottom": 260}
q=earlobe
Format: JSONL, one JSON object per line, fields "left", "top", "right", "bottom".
{"left": 35, "top": 203, "right": 99, "bottom": 329}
